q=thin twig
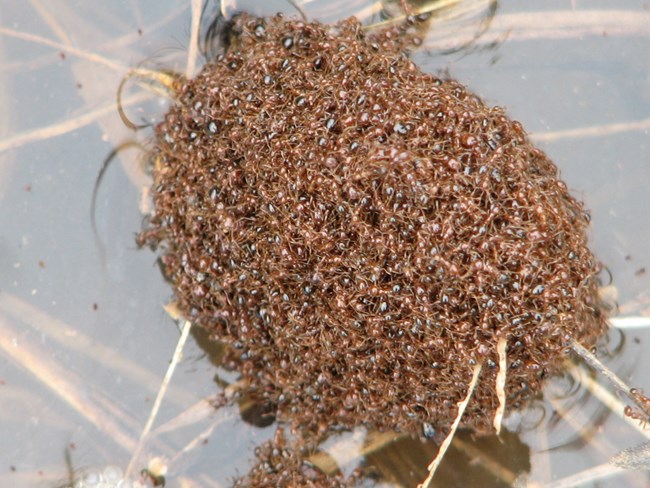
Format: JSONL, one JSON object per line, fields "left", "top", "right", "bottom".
{"left": 418, "top": 363, "right": 483, "bottom": 488}
{"left": 125, "top": 320, "right": 193, "bottom": 480}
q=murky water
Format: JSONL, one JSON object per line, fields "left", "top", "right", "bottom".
{"left": 0, "top": 1, "right": 649, "bottom": 487}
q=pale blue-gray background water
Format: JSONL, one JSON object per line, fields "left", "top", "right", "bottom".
{"left": 1, "top": 1, "right": 649, "bottom": 486}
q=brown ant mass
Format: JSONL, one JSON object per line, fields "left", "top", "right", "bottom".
{"left": 140, "top": 10, "right": 606, "bottom": 461}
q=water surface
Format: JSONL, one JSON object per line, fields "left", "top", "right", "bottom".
{"left": 1, "top": 1, "right": 649, "bottom": 486}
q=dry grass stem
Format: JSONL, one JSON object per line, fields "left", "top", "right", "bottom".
{"left": 422, "top": 10, "right": 650, "bottom": 51}
{"left": 125, "top": 319, "right": 193, "bottom": 479}
{"left": 493, "top": 336, "right": 507, "bottom": 434}
{"left": 568, "top": 364, "right": 650, "bottom": 440}
{"left": 28, "top": 0, "right": 73, "bottom": 45}
{"left": 452, "top": 436, "right": 518, "bottom": 485}
{"left": 531, "top": 117, "right": 650, "bottom": 142}
{"left": 569, "top": 338, "right": 650, "bottom": 418}
{"left": 418, "top": 363, "right": 483, "bottom": 488}
{"left": 609, "top": 316, "right": 650, "bottom": 329}
{"left": 0, "top": 90, "right": 152, "bottom": 153}
{"left": 530, "top": 386, "right": 635, "bottom": 487}
{"left": 498, "top": 10, "right": 650, "bottom": 40}
{"left": 166, "top": 404, "right": 238, "bottom": 468}
{"left": 545, "top": 385, "right": 611, "bottom": 459}
{"left": 0, "top": 25, "right": 124, "bottom": 70}
{"left": 0, "top": 315, "right": 137, "bottom": 452}
{"left": 152, "top": 398, "right": 219, "bottom": 435}
{"left": 168, "top": 419, "right": 222, "bottom": 467}
{"left": 0, "top": 293, "right": 196, "bottom": 406}
{"left": 99, "top": 3, "right": 188, "bottom": 53}
{"left": 541, "top": 462, "right": 626, "bottom": 488}
{"left": 186, "top": 0, "right": 203, "bottom": 77}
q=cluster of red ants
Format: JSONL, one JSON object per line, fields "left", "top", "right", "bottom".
{"left": 140, "top": 12, "right": 607, "bottom": 486}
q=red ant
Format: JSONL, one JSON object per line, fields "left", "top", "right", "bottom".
{"left": 624, "top": 388, "right": 650, "bottom": 429}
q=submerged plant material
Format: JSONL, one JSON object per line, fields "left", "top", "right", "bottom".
{"left": 140, "top": 10, "right": 606, "bottom": 445}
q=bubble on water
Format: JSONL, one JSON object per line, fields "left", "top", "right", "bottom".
{"left": 83, "top": 471, "right": 101, "bottom": 486}
{"left": 102, "top": 465, "right": 123, "bottom": 482}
